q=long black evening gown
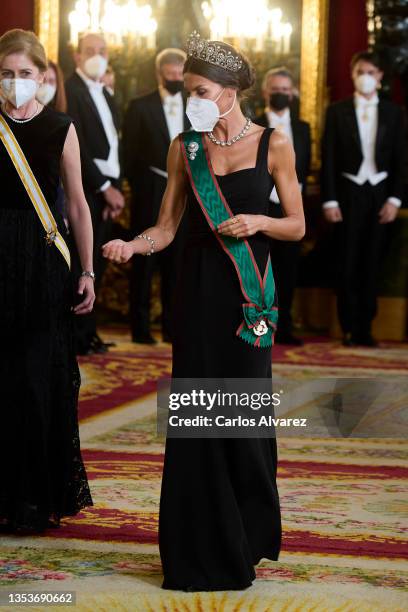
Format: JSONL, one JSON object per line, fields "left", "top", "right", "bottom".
{"left": 0, "top": 106, "right": 93, "bottom": 531}
{"left": 159, "top": 128, "right": 281, "bottom": 591}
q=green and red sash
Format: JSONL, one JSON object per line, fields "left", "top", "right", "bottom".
{"left": 180, "top": 130, "right": 278, "bottom": 348}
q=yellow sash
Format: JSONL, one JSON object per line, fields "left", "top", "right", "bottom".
{"left": 0, "top": 113, "right": 71, "bottom": 269}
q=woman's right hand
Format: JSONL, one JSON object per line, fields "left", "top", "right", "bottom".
{"left": 102, "top": 239, "right": 137, "bottom": 263}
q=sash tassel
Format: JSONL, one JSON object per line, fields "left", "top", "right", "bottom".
{"left": 237, "top": 303, "right": 279, "bottom": 348}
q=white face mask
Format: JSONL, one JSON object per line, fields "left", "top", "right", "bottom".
{"left": 83, "top": 54, "right": 108, "bottom": 80}
{"left": 0, "top": 78, "right": 38, "bottom": 108}
{"left": 354, "top": 74, "right": 378, "bottom": 96}
{"left": 36, "top": 82, "right": 56, "bottom": 105}
{"left": 186, "top": 88, "right": 237, "bottom": 132}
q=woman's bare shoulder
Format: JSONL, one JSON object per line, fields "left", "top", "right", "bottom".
{"left": 268, "top": 128, "right": 292, "bottom": 151}
{"left": 168, "top": 134, "right": 187, "bottom": 175}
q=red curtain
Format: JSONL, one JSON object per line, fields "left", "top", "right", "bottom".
{"left": 327, "top": 0, "right": 368, "bottom": 102}
{"left": 0, "top": 0, "right": 34, "bottom": 35}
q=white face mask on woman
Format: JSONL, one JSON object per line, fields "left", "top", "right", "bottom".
{"left": 83, "top": 54, "right": 108, "bottom": 80}
{"left": 186, "top": 88, "right": 237, "bottom": 132}
{"left": 354, "top": 73, "right": 378, "bottom": 96}
{"left": 0, "top": 78, "right": 39, "bottom": 108}
{"left": 36, "top": 82, "right": 56, "bottom": 105}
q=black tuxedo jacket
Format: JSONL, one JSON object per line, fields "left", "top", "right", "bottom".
{"left": 321, "top": 97, "right": 406, "bottom": 202}
{"left": 65, "top": 71, "right": 121, "bottom": 192}
{"left": 257, "top": 113, "right": 311, "bottom": 189}
{"left": 123, "top": 89, "right": 190, "bottom": 189}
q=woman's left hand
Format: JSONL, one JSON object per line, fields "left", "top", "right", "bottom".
{"left": 73, "top": 277, "right": 96, "bottom": 315}
{"left": 217, "top": 214, "right": 265, "bottom": 239}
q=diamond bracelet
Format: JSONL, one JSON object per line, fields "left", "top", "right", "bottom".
{"left": 136, "top": 233, "right": 155, "bottom": 256}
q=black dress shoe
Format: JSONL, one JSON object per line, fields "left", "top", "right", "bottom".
{"left": 353, "top": 334, "right": 378, "bottom": 347}
{"left": 132, "top": 333, "right": 158, "bottom": 344}
{"left": 275, "top": 332, "right": 304, "bottom": 346}
{"left": 76, "top": 335, "right": 110, "bottom": 355}
{"left": 94, "top": 334, "right": 116, "bottom": 348}
{"left": 342, "top": 333, "right": 354, "bottom": 347}
{"left": 89, "top": 335, "right": 109, "bottom": 354}
{"left": 76, "top": 344, "right": 97, "bottom": 356}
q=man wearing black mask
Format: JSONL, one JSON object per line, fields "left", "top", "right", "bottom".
{"left": 258, "top": 67, "right": 311, "bottom": 345}
{"left": 123, "top": 49, "right": 190, "bottom": 343}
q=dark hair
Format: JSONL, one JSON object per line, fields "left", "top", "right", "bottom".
{"left": 350, "top": 50, "right": 383, "bottom": 71}
{"left": 183, "top": 41, "right": 255, "bottom": 93}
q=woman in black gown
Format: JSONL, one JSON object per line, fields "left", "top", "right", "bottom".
{"left": 0, "top": 29, "right": 94, "bottom": 533}
{"left": 103, "top": 33, "right": 305, "bottom": 591}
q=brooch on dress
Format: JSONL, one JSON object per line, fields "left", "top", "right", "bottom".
{"left": 187, "top": 141, "right": 199, "bottom": 160}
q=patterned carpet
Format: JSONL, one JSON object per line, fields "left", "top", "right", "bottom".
{"left": 0, "top": 329, "right": 407, "bottom": 611}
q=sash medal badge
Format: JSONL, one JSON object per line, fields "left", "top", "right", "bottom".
{"left": 45, "top": 230, "right": 57, "bottom": 246}
{"left": 253, "top": 319, "right": 268, "bottom": 336}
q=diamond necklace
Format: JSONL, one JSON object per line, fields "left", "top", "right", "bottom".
{"left": 207, "top": 117, "right": 252, "bottom": 146}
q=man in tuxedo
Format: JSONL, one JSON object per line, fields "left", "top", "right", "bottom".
{"left": 258, "top": 67, "right": 311, "bottom": 344}
{"left": 321, "top": 51, "right": 405, "bottom": 347}
{"left": 65, "top": 33, "right": 124, "bottom": 355}
{"left": 123, "top": 48, "right": 190, "bottom": 344}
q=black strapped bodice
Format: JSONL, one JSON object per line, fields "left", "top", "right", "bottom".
{"left": 0, "top": 105, "right": 72, "bottom": 331}
{"left": 172, "top": 127, "right": 276, "bottom": 378}
{"left": 184, "top": 127, "right": 275, "bottom": 271}
{"left": 0, "top": 105, "right": 71, "bottom": 211}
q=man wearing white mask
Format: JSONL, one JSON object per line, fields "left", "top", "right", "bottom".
{"left": 321, "top": 51, "right": 405, "bottom": 347}
{"left": 65, "top": 32, "right": 124, "bottom": 355}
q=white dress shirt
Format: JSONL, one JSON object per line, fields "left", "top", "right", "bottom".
{"left": 76, "top": 68, "right": 120, "bottom": 191}
{"left": 323, "top": 92, "right": 401, "bottom": 209}
{"left": 266, "top": 107, "right": 293, "bottom": 142}
{"left": 162, "top": 90, "right": 184, "bottom": 141}
{"left": 265, "top": 107, "right": 302, "bottom": 204}
{"left": 149, "top": 88, "right": 185, "bottom": 180}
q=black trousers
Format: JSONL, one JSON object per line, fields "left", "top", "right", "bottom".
{"left": 269, "top": 204, "right": 301, "bottom": 336}
{"left": 129, "top": 172, "right": 186, "bottom": 339}
{"left": 335, "top": 178, "right": 388, "bottom": 337}
{"left": 70, "top": 184, "right": 115, "bottom": 352}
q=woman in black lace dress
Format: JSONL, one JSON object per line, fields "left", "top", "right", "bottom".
{"left": 103, "top": 34, "right": 304, "bottom": 591}
{"left": 0, "top": 29, "right": 94, "bottom": 533}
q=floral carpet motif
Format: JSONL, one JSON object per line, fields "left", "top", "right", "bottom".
{"left": 0, "top": 329, "right": 407, "bottom": 611}
{"left": 22, "top": 447, "right": 406, "bottom": 561}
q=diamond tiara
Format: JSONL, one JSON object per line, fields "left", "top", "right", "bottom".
{"left": 186, "top": 31, "right": 243, "bottom": 73}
